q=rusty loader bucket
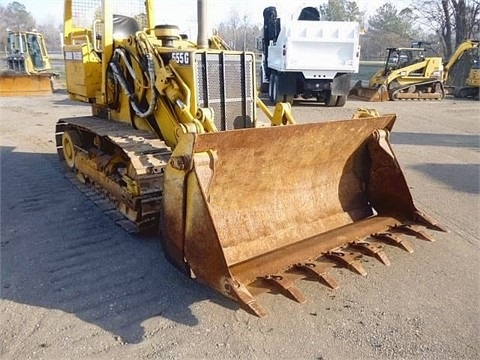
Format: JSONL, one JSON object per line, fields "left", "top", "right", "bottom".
{"left": 162, "top": 116, "right": 446, "bottom": 317}
{"left": 348, "top": 80, "right": 390, "bottom": 102}
{"left": 0, "top": 71, "right": 53, "bottom": 96}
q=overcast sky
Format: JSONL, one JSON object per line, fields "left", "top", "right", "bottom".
{"left": 2, "top": 0, "right": 411, "bottom": 28}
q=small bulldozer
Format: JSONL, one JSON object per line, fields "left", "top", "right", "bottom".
{"left": 349, "top": 47, "right": 445, "bottom": 101}
{"left": 0, "top": 30, "right": 57, "bottom": 96}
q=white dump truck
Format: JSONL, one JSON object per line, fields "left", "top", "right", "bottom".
{"left": 260, "top": 5, "right": 360, "bottom": 106}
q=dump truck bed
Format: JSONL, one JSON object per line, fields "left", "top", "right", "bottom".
{"left": 268, "top": 21, "right": 360, "bottom": 74}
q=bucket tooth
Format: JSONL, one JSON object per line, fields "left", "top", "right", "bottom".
{"left": 395, "top": 224, "right": 436, "bottom": 242}
{"left": 327, "top": 250, "right": 367, "bottom": 276}
{"left": 414, "top": 210, "right": 448, "bottom": 232}
{"left": 225, "top": 278, "right": 268, "bottom": 318}
{"left": 371, "top": 232, "right": 414, "bottom": 253}
{"left": 294, "top": 262, "right": 339, "bottom": 290}
{"left": 350, "top": 241, "right": 391, "bottom": 266}
{"left": 263, "top": 275, "right": 306, "bottom": 304}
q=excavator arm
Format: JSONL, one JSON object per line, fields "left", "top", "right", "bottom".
{"left": 443, "top": 39, "right": 479, "bottom": 82}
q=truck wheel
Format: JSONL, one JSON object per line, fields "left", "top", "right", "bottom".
{"left": 270, "top": 73, "right": 279, "bottom": 104}
{"left": 284, "top": 95, "right": 294, "bottom": 105}
{"left": 455, "top": 88, "right": 469, "bottom": 98}
{"left": 260, "top": 82, "right": 269, "bottom": 93}
{"left": 268, "top": 73, "right": 275, "bottom": 102}
{"left": 324, "top": 91, "right": 338, "bottom": 107}
{"left": 335, "top": 95, "right": 346, "bottom": 107}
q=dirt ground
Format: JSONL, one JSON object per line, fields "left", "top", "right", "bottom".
{"left": 0, "top": 90, "right": 479, "bottom": 360}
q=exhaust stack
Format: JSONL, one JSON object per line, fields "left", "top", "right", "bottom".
{"left": 197, "top": 0, "right": 208, "bottom": 49}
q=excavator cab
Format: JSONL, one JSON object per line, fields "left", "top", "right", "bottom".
{"left": 443, "top": 40, "right": 479, "bottom": 98}
{"left": 458, "top": 54, "right": 480, "bottom": 98}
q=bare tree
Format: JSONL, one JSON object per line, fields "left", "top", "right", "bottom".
{"left": 411, "top": 0, "right": 480, "bottom": 57}
{"left": 216, "top": 8, "right": 261, "bottom": 51}
{"left": 37, "top": 21, "right": 63, "bottom": 53}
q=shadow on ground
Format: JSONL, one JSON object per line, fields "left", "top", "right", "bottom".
{"left": 0, "top": 146, "right": 236, "bottom": 345}
{"left": 391, "top": 132, "right": 479, "bottom": 149}
{"left": 391, "top": 132, "right": 479, "bottom": 193}
{"left": 410, "top": 163, "right": 479, "bottom": 194}
{"left": 52, "top": 94, "right": 91, "bottom": 106}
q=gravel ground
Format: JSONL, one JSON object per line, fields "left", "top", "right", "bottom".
{"left": 0, "top": 90, "right": 479, "bottom": 360}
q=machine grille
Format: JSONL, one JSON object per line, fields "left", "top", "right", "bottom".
{"left": 7, "top": 57, "right": 26, "bottom": 72}
{"left": 195, "top": 52, "right": 255, "bottom": 131}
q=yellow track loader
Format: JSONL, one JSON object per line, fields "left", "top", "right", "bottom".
{"left": 349, "top": 47, "right": 444, "bottom": 101}
{"left": 0, "top": 31, "right": 57, "bottom": 96}
{"left": 56, "top": 0, "right": 446, "bottom": 317}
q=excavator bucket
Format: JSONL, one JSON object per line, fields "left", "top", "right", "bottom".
{"left": 348, "top": 80, "right": 390, "bottom": 102}
{"left": 0, "top": 71, "right": 53, "bottom": 96}
{"left": 162, "top": 116, "right": 446, "bottom": 317}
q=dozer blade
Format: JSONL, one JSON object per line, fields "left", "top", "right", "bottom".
{"left": 0, "top": 72, "right": 53, "bottom": 96}
{"left": 348, "top": 81, "right": 389, "bottom": 102}
{"left": 162, "top": 116, "right": 445, "bottom": 317}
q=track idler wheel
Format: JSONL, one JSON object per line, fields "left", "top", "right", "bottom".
{"left": 62, "top": 130, "right": 81, "bottom": 169}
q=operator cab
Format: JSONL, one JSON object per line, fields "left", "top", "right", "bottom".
{"left": 385, "top": 47, "right": 426, "bottom": 72}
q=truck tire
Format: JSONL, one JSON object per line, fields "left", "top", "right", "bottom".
{"left": 324, "top": 91, "right": 338, "bottom": 107}
{"left": 268, "top": 73, "right": 274, "bottom": 102}
{"left": 270, "top": 73, "right": 279, "bottom": 104}
{"left": 260, "top": 82, "right": 269, "bottom": 93}
{"left": 284, "top": 95, "right": 294, "bottom": 105}
{"left": 335, "top": 95, "right": 346, "bottom": 107}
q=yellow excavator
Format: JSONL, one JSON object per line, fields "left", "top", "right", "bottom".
{"left": 0, "top": 30, "right": 57, "bottom": 96}
{"left": 349, "top": 47, "right": 444, "bottom": 101}
{"left": 464, "top": 62, "right": 480, "bottom": 98}
{"left": 56, "top": 0, "right": 445, "bottom": 317}
{"left": 443, "top": 39, "right": 479, "bottom": 98}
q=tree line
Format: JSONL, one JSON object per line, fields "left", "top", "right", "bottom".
{"left": 0, "top": 2, "right": 62, "bottom": 53}
{"left": 1, "top": 0, "right": 478, "bottom": 61}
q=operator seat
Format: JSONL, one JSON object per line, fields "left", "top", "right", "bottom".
{"left": 113, "top": 14, "right": 140, "bottom": 39}
{"left": 298, "top": 7, "right": 320, "bottom": 21}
